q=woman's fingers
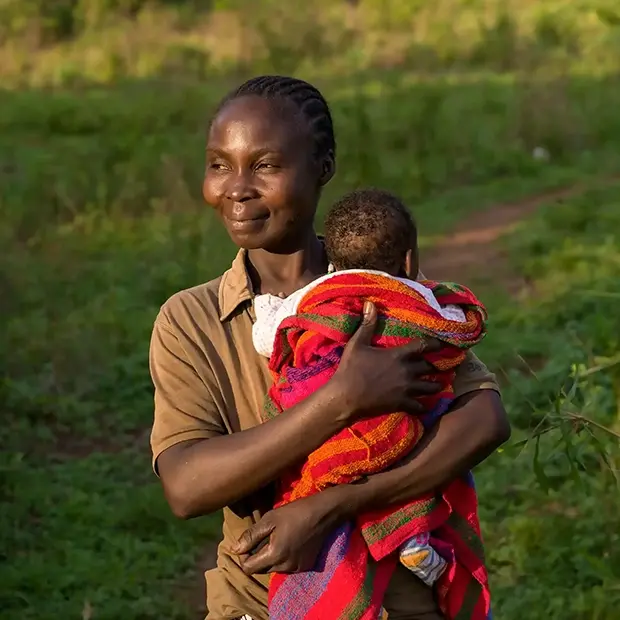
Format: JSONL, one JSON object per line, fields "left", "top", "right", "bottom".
{"left": 401, "top": 337, "right": 442, "bottom": 357}
{"left": 402, "top": 359, "right": 436, "bottom": 376}
{"left": 269, "top": 560, "right": 297, "bottom": 574}
{"left": 403, "top": 400, "right": 425, "bottom": 414}
{"left": 407, "top": 379, "right": 442, "bottom": 396}
{"left": 240, "top": 542, "right": 278, "bottom": 575}
{"left": 347, "top": 301, "right": 378, "bottom": 348}
{"left": 233, "top": 519, "right": 274, "bottom": 555}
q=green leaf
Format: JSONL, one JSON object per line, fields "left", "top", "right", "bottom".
{"left": 533, "top": 435, "right": 551, "bottom": 491}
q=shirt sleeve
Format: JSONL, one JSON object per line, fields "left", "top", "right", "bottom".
{"left": 452, "top": 350, "right": 500, "bottom": 397}
{"left": 149, "top": 314, "right": 226, "bottom": 472}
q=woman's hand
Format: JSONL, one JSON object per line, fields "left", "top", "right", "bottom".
{"left": 233, "top": 490, "right": 344, "bottom": 575}
{"left": 333, "top": 301, "right": 442, "bottom": 422}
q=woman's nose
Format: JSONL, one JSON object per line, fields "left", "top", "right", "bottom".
{"left": 225, "top": 172, "right": 255, "bottom": 202}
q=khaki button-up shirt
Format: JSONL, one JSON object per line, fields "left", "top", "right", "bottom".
{"left": 150, "top": 249, "right": 499, "bottom": 619}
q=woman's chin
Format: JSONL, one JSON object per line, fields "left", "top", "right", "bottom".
{"left": 227, "top": 228, "right": 270, "bottom": 251}
{"left": 225, "top": 223, "right": 308, "bottom": 253}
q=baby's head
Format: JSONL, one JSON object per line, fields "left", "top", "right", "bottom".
{"left": 324, "top": 188, "right": 418, "bottom": 277}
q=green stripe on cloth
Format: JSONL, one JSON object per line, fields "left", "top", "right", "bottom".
{"left": 277, "top": 337, "right": 293, "bottom": 361}
{"left": 379, "top": 318, "right": 425, "bottom": 338}
{"left": 298, "top": 313, "right": 419, "bottom": 339}
{"left": 362, "top": 498, "right": 438, "bottom": 546}
{"left": 431, "top": 282, "right": 467, "bottom": 296}
{"left": 292, "top": 313, "right": 480, "bottom": 348}
{"left": 446, "top": 512, "right": 486, "bottom": 565}
{"left": 293, "top": 312, "right": 360, "bottom": 335}
{"left": 263, "top": 396, "right": 280, "bottom": 421}
{"left": 339, "top": 557, "right": 377, "bottom": 620}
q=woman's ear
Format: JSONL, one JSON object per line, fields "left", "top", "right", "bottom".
{"left": 319, "top": 151, "right": 336, "bottom": 186}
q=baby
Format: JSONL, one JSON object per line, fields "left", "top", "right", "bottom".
{"left": 253, "top": 189, "right": 466, "bottom": 359}
{"left": 252, "top": 188, "right": 483, "bottom": 593}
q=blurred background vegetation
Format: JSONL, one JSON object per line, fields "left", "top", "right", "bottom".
{"left": 1, "top": 0, "right": 619, "bottom": 618}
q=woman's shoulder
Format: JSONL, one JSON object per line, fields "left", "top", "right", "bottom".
{"left": 156, "top": 250, "right": 252, "bottom": 330}
{"left": 156, "top": 275, "right": 225, "bottom": 330}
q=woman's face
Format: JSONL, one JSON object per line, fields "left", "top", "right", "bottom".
{"left": 203, "top": 96, "right": 332, "bottom": 252}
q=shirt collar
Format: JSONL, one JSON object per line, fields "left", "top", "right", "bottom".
{"left": 218, "top": 241, "right": 425, "bottom": 322}
{"left": 218, "top": 249, "right": 254, "bottom": 322}
{"left": 218, "top": 236, "right": 328, "bottom": 322}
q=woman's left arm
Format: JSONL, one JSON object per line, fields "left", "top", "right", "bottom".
{"left": 236, "top": 388, "right": 510, "bottom": 574}
{"left": 332, "top": 388, "right": 510, "bottom": 513}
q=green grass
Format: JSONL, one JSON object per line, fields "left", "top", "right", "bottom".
{"left": 1, "top": 451, "right": 223, "bottom": 620}
{"left": 2, "top": 1, "right": 620, "bottom": 618}
{"left": 474, "top": 184, "right": 620, "bottom": 620}
{"left": 2, "top": 0, "right": 620, "bottom": 87}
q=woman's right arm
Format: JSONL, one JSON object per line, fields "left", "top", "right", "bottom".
{"left": 151, "top": 316, "right": 351, "bottom": 520}
{"left": 152, "top": 303, "right": 439, "bottom": 520}
{"left": 156, "top": 377, "right": 351, "bottom": 520}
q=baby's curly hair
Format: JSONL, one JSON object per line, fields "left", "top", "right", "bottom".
{"left": 324, "top": 188, "right": 417, "bottom": 275}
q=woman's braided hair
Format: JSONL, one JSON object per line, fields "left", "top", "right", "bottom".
{"left": 215, "top": 75, "right": 336, "bottom": 159}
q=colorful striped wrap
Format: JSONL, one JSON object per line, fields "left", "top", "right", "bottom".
{"left": 261, "top": 271, "right": 491, "bottom": 620}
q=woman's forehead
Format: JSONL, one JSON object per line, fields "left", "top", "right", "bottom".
{"left": 209, "top": 96, "right": 309, "bottom": 153}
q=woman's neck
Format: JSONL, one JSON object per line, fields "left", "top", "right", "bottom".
{"left": 247, "top": 232, "right": 328, "bottom": 296}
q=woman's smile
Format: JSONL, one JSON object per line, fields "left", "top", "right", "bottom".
{"left": 224, "top": 201, "right": 270, "bottom": 231}
{"left": 226, "top": 214, "right": 269, "bottom": 232}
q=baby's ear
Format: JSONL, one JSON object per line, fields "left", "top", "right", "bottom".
{"left": 404, "top": 249, "right": 418, "bottom": 279}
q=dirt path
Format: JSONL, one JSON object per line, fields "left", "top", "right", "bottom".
{"left": 421, "top": 182, "right": 602, "bottom": 294}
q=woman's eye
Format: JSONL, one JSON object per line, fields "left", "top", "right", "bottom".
{"left": 209, "top": 162, "right": 227, "bottom": 171}
{"left": 257, "top": 162, "right": 278, "bottom": 170}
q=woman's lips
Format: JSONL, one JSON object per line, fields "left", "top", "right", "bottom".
{"left": 226, "top": 214, "right": 268, "bottom": 232}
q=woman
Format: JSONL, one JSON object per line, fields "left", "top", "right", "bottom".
{"left": 150, "top": 76, "right": 510, "bottom": 620}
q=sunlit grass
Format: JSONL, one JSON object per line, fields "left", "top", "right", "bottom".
{"left": 2, "top": 1, "right": 620, "bottom": 618}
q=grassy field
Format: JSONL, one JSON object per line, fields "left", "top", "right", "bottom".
{"left": 2, "top": 1, "right": 620, "bottom": 619}
{"left": 473, "top": 184, "right": 620, "bottom": 618}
